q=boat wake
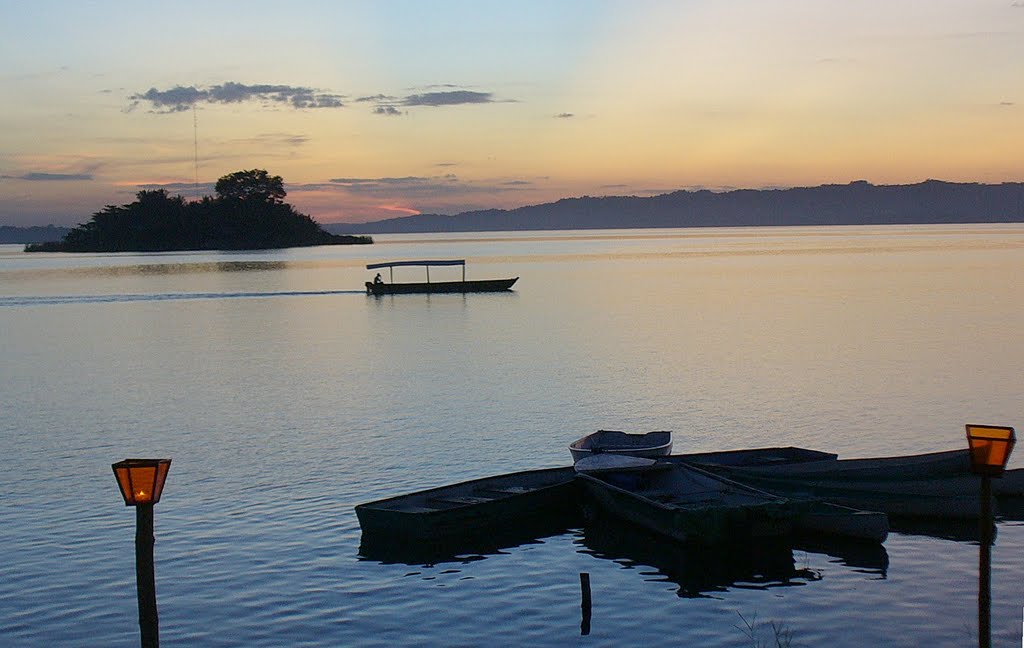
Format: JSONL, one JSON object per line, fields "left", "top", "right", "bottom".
{"left": 0, "top": 289, "right": 365, "bottom": 307}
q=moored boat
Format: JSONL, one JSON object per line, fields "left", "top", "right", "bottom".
{"left": 576, "top": 459, "right": 798, "bottom": 545}
{"left": 695, "top": 448, "right": 1024, "bottom": 518}
{"left": 366, "top": 259, "right": 518, "bottom": 295}
{"left": 578, "top": 456, "right": 888, "bottom": 543}
{"left": 355, "top": 466, "right": 578, "bottom": 541}
{"left": 569, "top": 430, "right": 673, "bottom": 462}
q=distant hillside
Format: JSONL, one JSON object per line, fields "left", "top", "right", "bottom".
{"left": 0, "top": 225, "right": 70, "bottom": 244}
{"left": 325, "top": 180, "right": 1024, "bottom": 234}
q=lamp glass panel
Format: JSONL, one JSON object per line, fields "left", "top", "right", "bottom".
{"left": 128, "top": 465, "right": 158, "bottom": 504}
{"left": 113, "top": 465, "right": 135, "bottom": 505}
{"left": 151, "top": 461, "right": 170, "bottom": 503}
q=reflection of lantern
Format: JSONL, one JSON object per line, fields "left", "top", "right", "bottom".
{"left": 965, "top": 425, "right": 1015, "bottom": 477}
{"left": 111, "top": 458, "right": 171, "bottom": 648}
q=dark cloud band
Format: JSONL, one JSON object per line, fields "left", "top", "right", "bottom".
{"left": 129, "top": 83, "right": 345, "bottom": 113}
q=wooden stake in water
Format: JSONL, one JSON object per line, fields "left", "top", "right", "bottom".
{"left": 580, "top": 572, "right": 592, "bottom": 636}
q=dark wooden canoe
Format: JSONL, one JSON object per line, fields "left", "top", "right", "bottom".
{"left": 667, "top": 446, "right": 838, "bottom": 468}
{"left": 577, "top": 462, "right": 799, "bottom": 545}
{"left": 355, "top": 466, "right": 579, "bottom": 540}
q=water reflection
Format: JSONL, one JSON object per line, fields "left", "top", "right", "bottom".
{"left": 360, "top": 516, "right": 888, "bottom": 600}
{"left": 795, "top": 537, "right": 889, "bottom": 576}
{"left": 357, "top": 517, "right": 578, "bottom": 567}
{"left": 575, "top": 520, "right": 822, "bottom": 599}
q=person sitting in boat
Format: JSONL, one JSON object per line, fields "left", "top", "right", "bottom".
{"left": 373, "top": 273, "right": 383, "bottom": 284}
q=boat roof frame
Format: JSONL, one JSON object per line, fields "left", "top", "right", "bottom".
{"left": 366, "top": 259, "right": 465, "bottom": 270}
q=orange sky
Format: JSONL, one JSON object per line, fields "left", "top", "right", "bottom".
{"left": 2, "top": 1, "right": 1023, "bottom": 226}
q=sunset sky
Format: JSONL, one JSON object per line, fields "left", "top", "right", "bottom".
{"left": 2, "top": 0, "right": 1023, "bottom": 226}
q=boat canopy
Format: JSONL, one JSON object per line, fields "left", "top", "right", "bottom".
{"left": 366, "top": 260, "right": 465, "bottom": 270}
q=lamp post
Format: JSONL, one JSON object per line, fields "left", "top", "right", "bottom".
{"left": 112, "top": 458, "right": 171, "bottom": 648}
{"left": 965, "top": 425, "right": 1015, "bottom": 648}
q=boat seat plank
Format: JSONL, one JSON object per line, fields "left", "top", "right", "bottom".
{"left": 428, "top": 495, "right": 495, "bottom": 506}
{"left": 475, "top": 486, "right": 532, "bottom": 496}
{"left": 395, "top": 505, "right": 439, "bottom": 514}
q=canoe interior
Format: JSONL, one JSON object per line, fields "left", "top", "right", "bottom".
{"left": 578, "top": 463, "right": 797, "bottom": 545}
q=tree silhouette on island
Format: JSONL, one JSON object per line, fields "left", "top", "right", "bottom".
{"left": 25, "top": 169, "right": 371, "bottom": 252}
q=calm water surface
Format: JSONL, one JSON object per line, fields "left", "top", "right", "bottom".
{"left": 2, "top": 225, "right": 1023, "bottom": 647}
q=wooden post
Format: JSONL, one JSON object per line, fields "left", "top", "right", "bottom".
{"left": 136, "top": 504, "right": 159, "bottom": 648}
{"left": 579, "top": 572, "right": 591, "bottom": 636}
{"left": 978, "top": 476, "right": 992, "bottom": 648}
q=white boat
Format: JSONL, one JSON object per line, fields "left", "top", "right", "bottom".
{"left": 569, "top": 430, "right": 672, "bottom": 462}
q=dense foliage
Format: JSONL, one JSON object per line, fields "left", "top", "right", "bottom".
{"left": 26, "top": 169, "right": 371, "bottom": 252}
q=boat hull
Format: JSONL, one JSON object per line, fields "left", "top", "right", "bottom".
{"left": 356, "top": 466, "right": 578, "bottom": 541}
{"left": 366, "top": 277, "right": 518, "bottom": 295}
{"left": 797, "top": 502, "right": 889, "bottom": 543}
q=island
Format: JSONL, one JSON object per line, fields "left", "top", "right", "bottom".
{"left": 25, "top": 169, "right": 372, "bottom": 252}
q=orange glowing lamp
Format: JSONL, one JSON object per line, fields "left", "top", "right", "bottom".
{"left": 111, "top": 458, "right": 171, "bottom": 506}
{"left": 965, "top": 425, "right": 1015, "bottom": 477}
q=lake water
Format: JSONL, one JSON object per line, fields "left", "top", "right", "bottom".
{"left": 2, "top": 225, "right": 1023, "bottom": 647}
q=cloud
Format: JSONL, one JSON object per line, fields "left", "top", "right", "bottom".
{"left": 328, "top": 175, "right": 461, "bottom": 194}
{"left": 0, "top": 172, "right": 93, "bottom": 181}
{"left": 226, "top": 132, "right": 310, "bottom": 147}
{"left": 355, "top": 94, "right": 399, "bottom": 103}
{"left": 318, "top": 174, "right": 533, "bottom": 201}
{"left": 128, "top": 82, "right": 346, "bottom": 113}
{"left": 373, "top": 105, "right": 403, "bottom": 116}
{"left": 136, "top": 181, "right": 216, "bottom": 195}
{"left": 365, "top": 88, "right": 507, "bottom": 116}
{"left": 555, "top": 112, "right": 574, "bottom": 119}
{"left": 402, "top": 90, "right": 496, "bottom": 106}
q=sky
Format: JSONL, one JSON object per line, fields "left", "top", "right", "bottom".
{"left": 1, "top": 0, "right": 1023, "bottom": 227}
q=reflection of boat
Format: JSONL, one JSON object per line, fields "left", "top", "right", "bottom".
{"left": 365, "top": 259, "right": 518, "bottom": 295}
{"left": 359, "top": 520, "right": 573, "bottom": 566}
{"left": 577, "top": 518, "right": 820, "bottom": 598}
{"left": 569, "top": 430, "right": 672, "bottom": 462}
{"left": 795, "top": 537, "right": 889, "bottom": 574}
{"left": 577, "top": 461, "right": 799, "bottom": 545}
{"left": 355, "top": 467, "right": 578, "bottom": 541}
